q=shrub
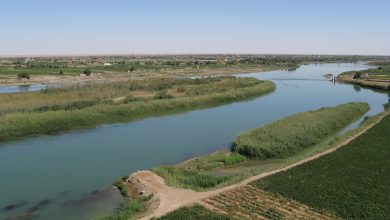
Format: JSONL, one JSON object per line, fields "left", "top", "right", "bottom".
{"left": 17, "top": 73, "right": 30, "bottom": 79}
{"left": 153, "top": 91, "right": 175, "bottom": 100}
{"left": 83, "top": 69, "right": 92, "bottom": 76}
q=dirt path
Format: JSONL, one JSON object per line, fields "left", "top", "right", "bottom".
{"left": 135, "top": 112, "right": 389, "bottom": 220}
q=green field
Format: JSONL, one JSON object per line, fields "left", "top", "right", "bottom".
{"left": 156, "top": 205, "right": 230, "bottom": 220}
{"left": 233, "top": 103, "right": 370, "bottom": 159}
{"left": 184, "top": 152, "right": 247, "bottom": 171}
{"left": 152, "top": 166, "right": 241, "bottom": 191}
{"left": 0, "top": 77, "right": 275, "bottom": 142}
{"left": 252, "top": 113, "right": 390, "bottom": 219}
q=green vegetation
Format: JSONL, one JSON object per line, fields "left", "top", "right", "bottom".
{"left": 156, "top": 204, "right": 230, "bottom": 220}
{"left": 187, "top": 152, "right": 246, "bottom": 170}
{"left": 384, "top": 102, "right": 390, "bottom": 110}
{"left": 17, "top": 72, "right": 30, "bottom": 79}
{"left": 0, "top": 77, "right": 275, "bottom": 142}
{"left": 252, "top": 113, "right": 390, "bottom": 219}
{"left": 83, "top": 69, "right": 92, "bottom": 76}
{"left": 113, "top": 175, "right": 130, "bottom": 197}
{"left": 152, "top": 166, "right": 238, "bottom": 191}
{"left": 98, "top": 194, "right": 153, "bottom": 220}
{"left": 338, "top": 64, "right": 390, "bottom": 90}
{"left": 233, "top": 103, "right": 370, "bottom": 159}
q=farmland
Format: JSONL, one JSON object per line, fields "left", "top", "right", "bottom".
{"left": 203, "top": 185, "right": 336, "bottom": 220}
{"left": 156, "top": 204, "right": 230, "bottom": 220}
{"left": 252, "top": 113, "right": 390, "bottom": 219}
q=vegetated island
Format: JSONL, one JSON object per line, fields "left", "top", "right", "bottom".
{"left": 0, "top": 76, "right": 275, "bottom": 142}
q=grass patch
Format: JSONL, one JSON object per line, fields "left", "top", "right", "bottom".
{"left": 233, "top": 102, "right": 370, "bottom": 159}
{"left": 156, "top": 204, "right": 230, "bottom": 220}
{"left": 152, "top": 166, "right": 239, "bottom": 191}
{"left": 190, "top": 152, "right": 246, "bottom": 171}
{"left": 251, "top": 113, "right": 390, "bottom": 219}
{"left": 113, "top": 175, "right": 130, "bottom": 197}
{"left": 98, "top": 194, "right": 153, "bottom": 220}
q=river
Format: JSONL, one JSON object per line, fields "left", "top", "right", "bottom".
{"left": 0, "top": 63, "right": 388, "bottom": 220}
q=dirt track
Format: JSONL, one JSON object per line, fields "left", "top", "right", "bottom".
{"left": 133, "top": 112, "right": 388, "bottom": 220}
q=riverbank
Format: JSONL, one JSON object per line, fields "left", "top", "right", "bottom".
{"left": 0, "top": 77, "right": 275, "bottom": 142}
{"left": 337, "top": 64, "right": 390, "bottom": 91}
{"left": 122, "top": 108, "right": 390, "bottom": 219}
{"left": 149, "top": 103, "right": 369, "bottom": 192}
{"left": 0, "top": 63, "right": 294, "bottom": 86}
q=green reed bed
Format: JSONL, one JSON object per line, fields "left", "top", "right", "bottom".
{"left": 0, "top": 77, "right": 275, "bottom": 142}
{"left": 233, "top": 102, "right": 370, "bottom": 159}
{"left": 152, "top": 166, "right": 241, "bottom": 191}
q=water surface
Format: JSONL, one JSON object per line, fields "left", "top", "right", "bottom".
{"left": 0, "top": 84, "right": 46, "bottom": 94}
{"left": 0, "top": 63, "right": 388, "bottom": 220}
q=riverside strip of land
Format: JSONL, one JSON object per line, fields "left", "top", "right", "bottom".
{"left": 120, "top": 109, "right": 390, "bottom": 220}
{"left": 99, "top": 102, "right": 390, "bottom": 220}
{"left": 0, "top": 77, "right": 275, "bottom": 142}
{"left": 337, "top": 61, "right": 390, "bottom": 91}
{"left": 1, "top": 54, "right": 388, "bottom": 86}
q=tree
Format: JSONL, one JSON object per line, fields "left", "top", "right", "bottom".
{"left": 83, "top": 69, "right": 91, "bottom": 76}
{"left": 129, "top": 66, "right": 135, "bottom": 72}
{"left": 17, "top": 73, "right": 30, "bottom": 79}
{"left": 59, "top": 70, "right": 64, "bottom": 75}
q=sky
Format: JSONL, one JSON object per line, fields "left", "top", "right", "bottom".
{"left": 0, "top": 0, "right": 389, "bottom": 56}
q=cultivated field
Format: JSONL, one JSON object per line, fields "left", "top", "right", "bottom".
{"left": 252, "top": 113, "right": 390, "bottom": 219}
{"left": 203, "top": 185, "right": 336, "bottom": 220}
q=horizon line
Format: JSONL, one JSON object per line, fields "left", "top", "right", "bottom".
{"left": 1, "top": 52, "right": 390, "bottom": 58}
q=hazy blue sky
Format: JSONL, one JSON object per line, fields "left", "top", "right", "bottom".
{"left": 1, "top": 0, "right": 389, "bottom": 55}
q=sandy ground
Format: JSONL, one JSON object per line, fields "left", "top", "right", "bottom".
{"left": 131, "top": 111, "right": 389, "bottom": 220}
